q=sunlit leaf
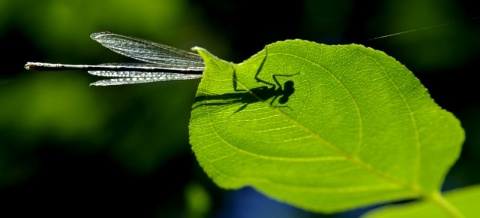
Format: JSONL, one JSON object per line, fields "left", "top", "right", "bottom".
{"left": 189, "top": 40, "right": 464, "bottom": 213}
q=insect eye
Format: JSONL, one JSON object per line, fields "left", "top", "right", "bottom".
{"left": 284, "top": 81, "right": 294, "bottom": 89}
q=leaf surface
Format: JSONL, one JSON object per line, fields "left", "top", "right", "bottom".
{"left": 189, "top": 40, "right": 464, "bottom": 213}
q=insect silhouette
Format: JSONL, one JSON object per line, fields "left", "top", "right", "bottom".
{"left": 194, "top": 52, "right": 298, "bottom": 114}
{"left": 230, "top": 69, "right": 298, "bottom": 112}
{"left": 25, "top": 31, "right": 298, "bottom": 113}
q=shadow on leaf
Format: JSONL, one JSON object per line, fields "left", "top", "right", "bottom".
{"left": 194, "top": 47, "right": 299, "bottom": 115}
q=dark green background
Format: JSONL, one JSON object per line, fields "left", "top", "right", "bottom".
{"left": 1, "top": 0, "right": 479, "bottom": 217}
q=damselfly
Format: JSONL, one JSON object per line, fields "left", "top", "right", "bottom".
{"left": 25, "top": 32, "right": 205, "bottom": 86}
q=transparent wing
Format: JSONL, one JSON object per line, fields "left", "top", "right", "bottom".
{"left": 84, "top": 63, "right": 203, "bottom": 76}
{"left": 89, "top": 72, "right": 202, "bottom": 86}
{"left": 90, "top": 32, "right": 205, "bottom": 71}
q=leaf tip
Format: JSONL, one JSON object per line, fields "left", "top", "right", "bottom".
{"left": 191, "top": 46, "right": 222, "bottom": 65}
{"left": 191, "top": 46, "right": 204, "bottom": 52}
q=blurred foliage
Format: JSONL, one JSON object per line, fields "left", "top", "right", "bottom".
{"left": 185, "top": 182, "right": 212, "bottom": 218}
{"left": 0, "top": 0, "right": 479, "bottom": 217}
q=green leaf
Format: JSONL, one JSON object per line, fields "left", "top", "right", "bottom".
{"left": 189, "top": 40, "right": 464, "bottom": 213}
{"left": 362, "top": 185, "right": 480, "bottom": 218}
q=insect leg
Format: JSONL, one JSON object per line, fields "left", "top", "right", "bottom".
{"left": 272, "top": 72, "right": 300, "bottom": 89}
{"left": 254, "top": 49, "right": 275, "bottom": 87}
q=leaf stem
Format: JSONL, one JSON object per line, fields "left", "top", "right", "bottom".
{"left": 429, "top": 191, "right": 464, "bottom": 218}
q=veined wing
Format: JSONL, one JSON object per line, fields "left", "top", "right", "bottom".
{"left": 88, "top": 63, "right": 204, "bottom": 78}
{"left": 88, "top": 63, "right": 202, "bottom": 86}
{"left": 90, "top": 32, "right": 205, "bottom": 71}
{"left": 90, "top": 73, "right": 202, "bottom": 86}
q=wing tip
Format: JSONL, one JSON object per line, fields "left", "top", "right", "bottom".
{"left": 90, "top": 31, "right": 113, "bottom": 40}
